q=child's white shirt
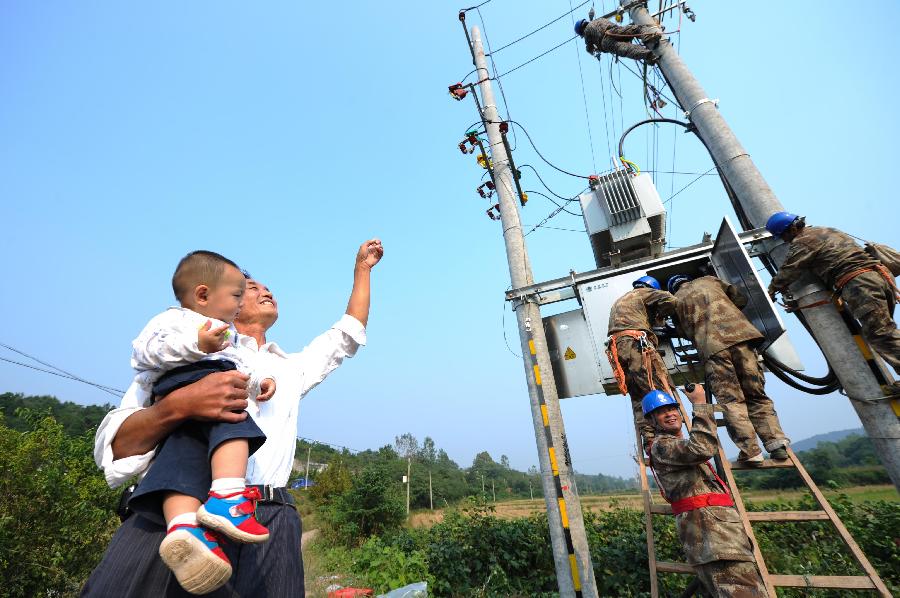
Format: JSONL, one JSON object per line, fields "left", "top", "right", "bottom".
{"left": 122, "top": 307, "right": 271, "bottom": 416}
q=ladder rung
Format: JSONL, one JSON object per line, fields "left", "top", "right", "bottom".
{"left": 770, "top": 574, "right": 876, "bottom": 589}
{"left": 730, "top": 458, "right": 793, "bottom": 470}
{"left": 746, "top": 510, "right": 830, "bottom": 522}
{"left": 715, "top": 418, "right": 727, "bottom": 427}
{"left": 655, "top": 561, "right": 694, "bottom": 574}
{"left": 650, "top": 504, "right": 672, "bottom": 515}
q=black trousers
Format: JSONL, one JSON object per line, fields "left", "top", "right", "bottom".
{"left": 81, "top": 503, "right": 304, "bottom": 597}
{"left": 127, "top": 361, "right": 266, "bottom": 525}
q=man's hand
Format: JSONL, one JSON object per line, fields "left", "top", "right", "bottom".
{"left": 112, "top": 370, "right": 251, "bottom": 460}
{"left": 682, "top": 383, "right": 707, "bottom": 405}
{"left": 198, "top": 320, "right": 231, "bottom": 353}
{"left": 258, "top": 378, "right": 276, "bottom": 401}
{"left": 166, "top": 370, "right": 251, "bottom": 422}
{"left": 356, "top": 238, "right": 384, "bottom": 270}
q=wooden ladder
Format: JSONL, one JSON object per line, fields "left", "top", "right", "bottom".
{"left": 636, "top": 396, "right": 892, "bottom": 597}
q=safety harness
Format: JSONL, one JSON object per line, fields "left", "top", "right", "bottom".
{"left": 780, "top": 264, "right": 899, "bottom": 311}
{"left": 835, "top": 264, "right": 900, "bottom": 301}
{"left": 606, "top": 330, "right": 675, "bottom": 397}
{"left": 647, "top": 442, "right": 734, "bottom": 515}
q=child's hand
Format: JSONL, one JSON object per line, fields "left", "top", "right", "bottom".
{"left": 198, "top": 320, "right": 231, "bottom": 353}
{"left": 258, "top": 378, "right": 276, "bottom": 401}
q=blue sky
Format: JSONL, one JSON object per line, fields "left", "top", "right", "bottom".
{"left": 2, "top": 1, "right": 898, "bottom": 479}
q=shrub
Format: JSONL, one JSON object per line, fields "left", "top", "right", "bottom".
{"left": 0, "top": 411, "right": 119, "bottom": 597}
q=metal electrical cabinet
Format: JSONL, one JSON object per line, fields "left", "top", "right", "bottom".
{"left": 534, "top": 217, "right": 803, "bottom": 398}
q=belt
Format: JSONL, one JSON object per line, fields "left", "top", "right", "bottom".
{"left": 670, "top": 492, "right": 733, "bottom": 515}
{"left": 248, "top": 485, "right": 295, "bottom": 506}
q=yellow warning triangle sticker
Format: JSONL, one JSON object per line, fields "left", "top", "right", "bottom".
{"left": 564, "top": 347, "right": 576, "bottom": 360}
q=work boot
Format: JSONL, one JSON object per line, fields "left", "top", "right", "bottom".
{"left": 769, "top": 447, "right": 789, "bottom": 461}
{"left": 737, "top": 451, "right": 764, "bottom": 467}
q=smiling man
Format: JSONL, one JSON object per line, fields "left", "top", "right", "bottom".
{"left": 84, "top": 238, "right": 384, "bottom": 597}
{"left": 643, "top": 386, "right": 768, "bottom": 597}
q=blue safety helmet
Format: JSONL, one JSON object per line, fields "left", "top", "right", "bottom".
{"left": 574, "top": 19, "right": 589, "bottom": 36}
{"left": 632, "top": 275, "right": 661, "bottom": 290}
{"left": 765, "top": 211, "right": 801, "bottom": 237}
{"left": 667, "top": 274, "right": 690, "bottom": 294}
{"left": 641, "top": 390, "right": 678, "bottom": 416}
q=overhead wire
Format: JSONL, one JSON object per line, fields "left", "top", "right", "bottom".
{"left": 489, "top": 0, "right": 591, "bottom": 55}
{"left": 0, "top": 341, "right": 125, "bottom": 397}
{"left": 474, "top": 7, "right": 518, "bottom": 149}
{"left": 502, "top": 120, "right": 591, "bottom": 178}
{"left": 523, "top": 189, "right": 582, "bottom": 216}
{"left": 496, "top": 36, "right": 579, "bottom": 79}
{"left": 518, "top": 164, "right": 584, "bottom": 204}
{"left": 568, "top": 0, "right": 598, "bottom": 174}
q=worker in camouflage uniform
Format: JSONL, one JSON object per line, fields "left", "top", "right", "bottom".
{"left": 574, "top": 17, "right": 661, "bottom": 62}
{"left": 606, "top": 276, "right": 677, "bottom": 449}
{"left": 644, "top": 386, "right": 768, "bottom": 597}
{"left": 668, "top": 274, "right": 789, "bottom": 464}
{"left": 766, "top": 212, "right": 900, "bottom": 378}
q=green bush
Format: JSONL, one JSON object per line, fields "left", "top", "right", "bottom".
{"left": 329, "top": 495, "right": 899, "bottom": 597}
{"left": 351, "top": 536, "right": 432, "bottom": 593}
{"left": 0, "top": 411, "right": 119, "bottom": 597}
{"left": 322, "top": 462, "right": 406, "bottom": 546}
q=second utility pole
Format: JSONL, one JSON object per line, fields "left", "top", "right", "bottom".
{"left": 626, "top": 3, "right": 900, "bottom": 491}
{"left": 469, "top": 24, "right": 598, "bottom": 598}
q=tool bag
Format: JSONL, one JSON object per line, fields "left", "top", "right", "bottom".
{"left": 865, "top": 242, "right": 900, "bottom": 277}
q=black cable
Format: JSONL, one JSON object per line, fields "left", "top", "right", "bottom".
{"left": 473, "top": 7, "right": 518, "bottom": 150}
{"left": 497, "top": 36, "right": 578, "bottom": 79}
{"left": 0, "top": 356, "right": 123, "bottom": 397}
{"left": 524, "top": 189, "right": 582, "bottom": 216}
{"left": 762, "top": 353, "right": 837, "bottom": 386}
{"left": 0, "top": 341, "right": 125, "bottom": 396}
{"left": 518, "top": 164, "right": 582, "bottom": 203}
{"left": 763, "top": 357, "right": 840, "bottom": 395}
{"left": 489, "top": 0, "right": 591, "bottom": 55}
{"left": 460, "top": 0, "right": 492, "bottom": 12}
{"left": 617, "top": 117, "right": 694, "bottom": 160}
{"left": 502, "top": 120, "right": 591, "bottom": 178}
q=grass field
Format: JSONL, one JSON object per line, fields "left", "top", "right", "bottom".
{"left": 407, "top": 484, "right": 900, "bottom": 526}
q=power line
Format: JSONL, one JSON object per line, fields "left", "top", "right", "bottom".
{"left": 569, "top": 0, "right": 598, "bottom": 174}
{"left": 662, "top": 165, "right": 718, "bottom": 205}
{"left": 503, "top": 121, "right": 591, "bottom": 178}
{"left": 497, "top": 35, "right": 578, "bottom": 79}
{"left": 524, "top": 189, "right": 582, "bottom": 216}
{"left": 474, "top": 7, "right": 518, "bottom": 150}
{"left": 489, "top": 0, "right": 591, "bottom": 55}
{"left": 296, "top": 435, "right": 360, "bottom": 454}
{"left": 0, "top": 341, "right": 125, "bottom": 396}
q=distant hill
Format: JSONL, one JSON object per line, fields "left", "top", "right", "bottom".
{"left": 792, "top": 428, "right": 865, "bottom": 453}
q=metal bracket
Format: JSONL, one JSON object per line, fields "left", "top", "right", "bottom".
{"left": 684, "top": 97, "right": 719, "bottom": 119}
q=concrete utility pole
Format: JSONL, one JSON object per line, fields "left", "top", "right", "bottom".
{"left": 492, "top": 481, "right": 496, "bottom": 502}
{"left": 429, "top": 470, "right": 433, "bottom": 510}
{"left": 304, "top": 443, "right": 312, "bottom": 491}
{"left": 470, "top": 25, "right": 599, "bottom": 598}
{"left": 406, "top": 458, "right": 412, "bottom": 515}
{"left": 626, "top": 4, "right": 900, "bottom": 490}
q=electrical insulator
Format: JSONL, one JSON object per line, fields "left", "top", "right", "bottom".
{"left": 588, "top": 7, "right": 595, "bottom": 21}
{"left": 486, "top": 204, "right": 501, "bottom": 220}
{"left": 477, "top": 154, "right": 492, "bottom": 169}
{"left": 520, "top": 192, "right": 528, "bottom": 205}
{"left": 476, "top": 182, "right": 495, "bottom": 199}
{"left": 448, "top": 83, "right": 468, "bottom": 101}
{"left": 588, "top": 174, "right": 600, "bottom": 189}
{"left": 615, "top": 12, "right": 623, "bottom": 23}
{"left": 499, "top": 121, "right": 509, "bottom": 135}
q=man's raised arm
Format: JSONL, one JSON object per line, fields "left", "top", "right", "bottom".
{"left": 345, "top": 238, "right": 384, "bottom": 327}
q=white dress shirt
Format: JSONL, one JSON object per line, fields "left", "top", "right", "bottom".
{"left": 94, "top": 314, "right": 366, "bottom": 488}
{"left": 122, "top": 307, "right": 270, "bottom": 415}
